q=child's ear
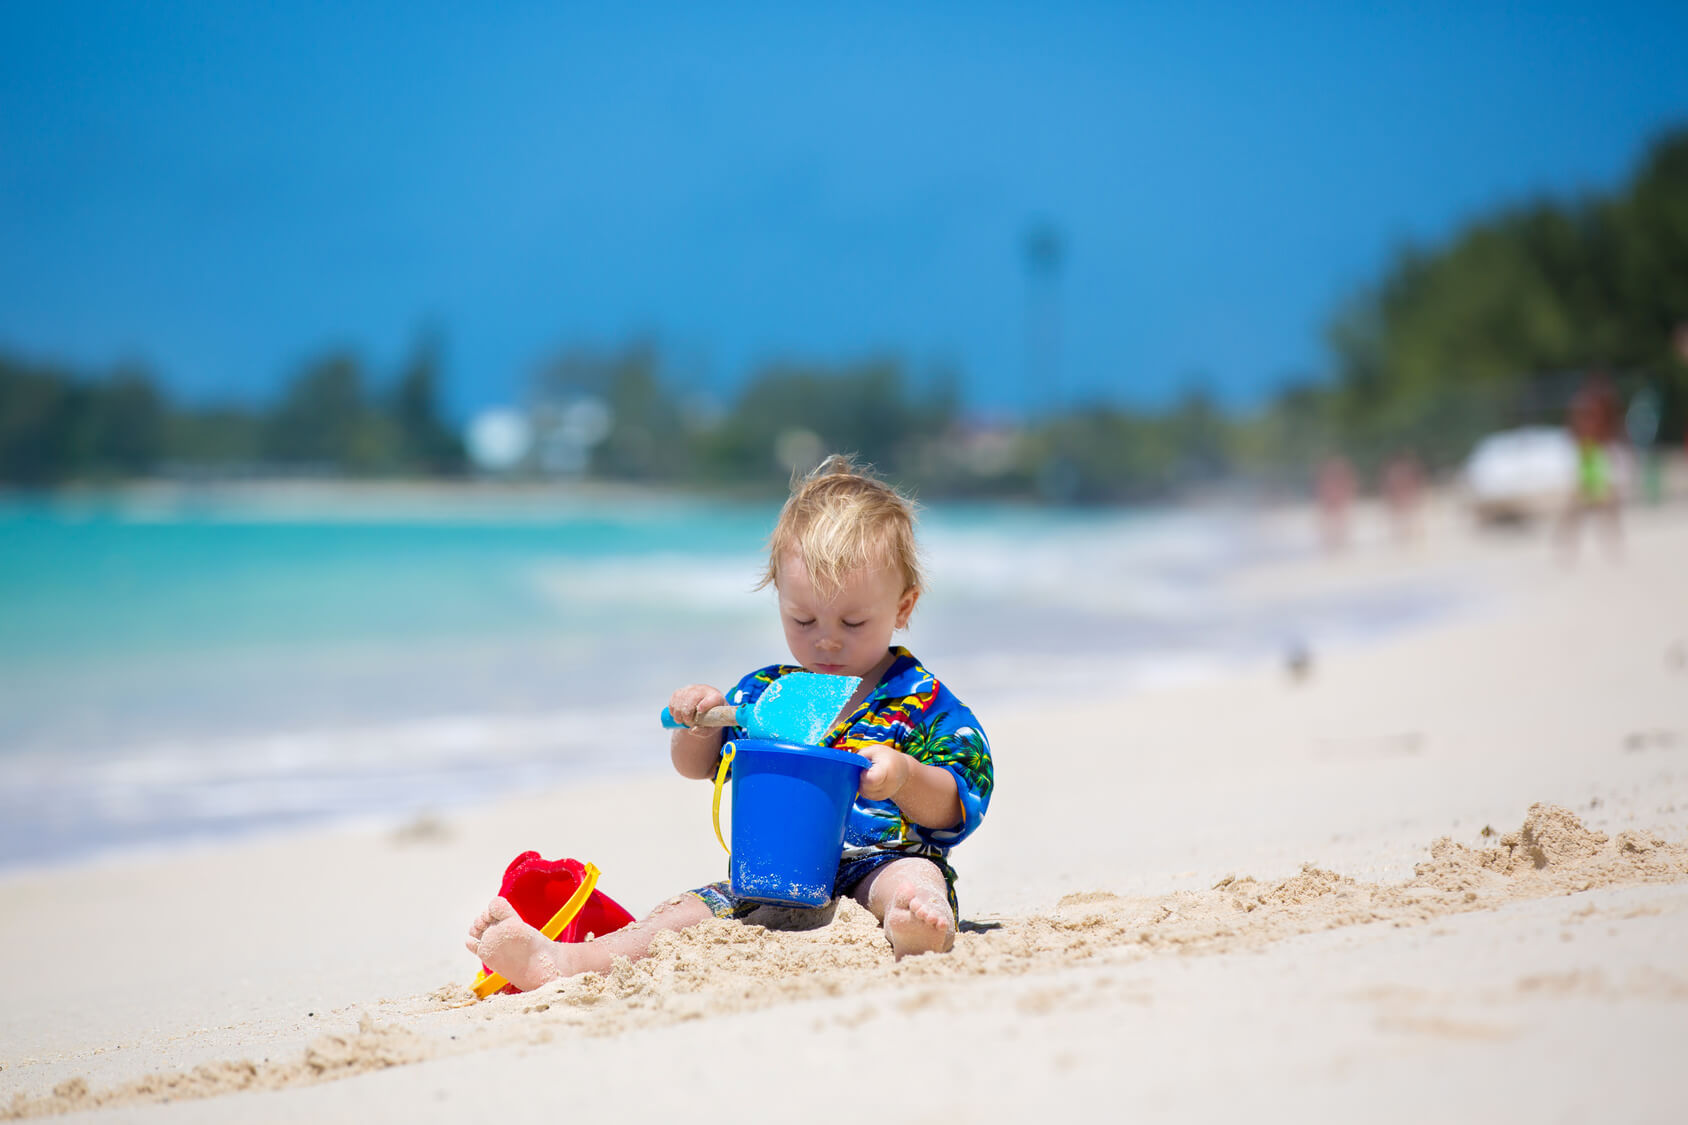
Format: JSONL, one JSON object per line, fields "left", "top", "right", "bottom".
{"left": 895, "top": 585, "right": 920, "bottom": 630}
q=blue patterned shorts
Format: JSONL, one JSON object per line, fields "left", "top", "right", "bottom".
{"left": 687, "top": 850, "right": 958, "bottom": 920}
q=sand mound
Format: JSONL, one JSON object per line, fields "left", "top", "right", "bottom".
{"left": 4, "top": 1014, "right": 427, "bottom": 1120}
{"left": 1510, "top": 802, "right": 1609, "bottom": 867}
{"left": 1407, "top": 802, "right": 1680, "bottom": 899}
{"left": 9, "top": 805, "right": 1685, "bottom": 1120}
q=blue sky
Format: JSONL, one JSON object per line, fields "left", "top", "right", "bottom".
{"left": 2, "top": 2, "right": 1684, "bottom": 420}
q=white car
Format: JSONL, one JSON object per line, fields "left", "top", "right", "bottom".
{"left": 1462, "top": 426, "right": 1579, "bottom": 523}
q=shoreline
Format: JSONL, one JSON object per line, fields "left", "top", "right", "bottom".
{"left": 5, "top": 443, "right": 1684, "bottom": 512}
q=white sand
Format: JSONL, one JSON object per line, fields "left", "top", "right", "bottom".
{"left": 3, "top": 497, "right": 1686, "bottom": 1123}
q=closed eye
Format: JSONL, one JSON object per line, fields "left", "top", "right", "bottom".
{"left": 792, "top": 617, "right": 816, "bottom": 627}
{"left": 842, "top": 620, "right": 865, "bottom": 628}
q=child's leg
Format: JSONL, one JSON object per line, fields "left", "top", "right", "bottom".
{"left": 851, "top": 857, "right": 955, "bottom": 959}
{"left": 465, "top": 892, "right": 714, "bottom": 991}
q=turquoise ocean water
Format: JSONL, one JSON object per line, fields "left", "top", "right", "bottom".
{"left": 0, "top": 487, "right": 1455, "bottom": 868}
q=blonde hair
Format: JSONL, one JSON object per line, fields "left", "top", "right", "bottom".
{"left": 758, "top": 454, "right": 924, "bottom": 600}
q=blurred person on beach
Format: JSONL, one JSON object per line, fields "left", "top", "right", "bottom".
{"left": 1625, "top": 381, "right": 1664, "bottom": 506}
{"left": 1557, "top": 371, "right": 1624, "bottom": 562}
{"left": 467, "top": 456, "right": 993, "bottom": 985}
{"left": 1382, "top": 450, "right": 1427, "bottom": 545}
{"left": 1316, "top": 455, "right": 1357, "bottom": 553}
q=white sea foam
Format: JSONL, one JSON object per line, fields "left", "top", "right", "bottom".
{"left": 0, "top": 708, "right": 652, "bottom": 868}
{"left": 513, "top": 509, "right": 1261, "bottom": 621}
{"left": 524, "top": 552, "right": 771, "bottom": 619}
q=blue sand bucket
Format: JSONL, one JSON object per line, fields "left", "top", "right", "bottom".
{"left": 713, "top": 739, "right": 869, "bottom": 908}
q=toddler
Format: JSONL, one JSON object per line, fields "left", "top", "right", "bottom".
{"left": 466, "top": 455, "right": 993, "bottom": 987}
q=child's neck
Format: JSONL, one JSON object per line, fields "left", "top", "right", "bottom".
{"left": 834, "top": 648, "right": 896, "bottom": 723}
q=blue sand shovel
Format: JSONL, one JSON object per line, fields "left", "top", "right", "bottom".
{"left": 659, "top": 672, "right": 862, "bottom": 745}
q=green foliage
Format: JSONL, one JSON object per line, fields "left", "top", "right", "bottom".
{"left": 0, "top": 355, "right": 165, "bottom": 484}
{"left": 255, "top": 341, "right": 464, "bottom": 475}
{"left": 0, "top": 355, "right": 78, "bottom": 485}
{"left": 1023, "top": 408, "right": 1176, "bottom": 502}
{"left": 82, "top": 369, "right": 167, "bottom": 475}
{"left": 530, "top": 343, "right": 689, "bottom": 479}
{"left": 164, "top": 408, "right": 263, "bottom": 466}
{"left": 263, "top": 352, "right": 388, "bottom": 469}
{"left": 1318, "top": 126, "right": 1688, "bottom": 468}
{"left": 592, "top": 347, "right": 688, "bottom": 480}
{"left": 690, "top": 358, "right": 958, "bottom": 486}
{"left": 0, "top": 329, "right": 465, "bottom": 484}
{"left": 390, "top": 331, "right": 466, "bottom": 474}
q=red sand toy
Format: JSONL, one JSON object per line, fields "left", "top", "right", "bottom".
{"left": 472, "top": 852, "right": 636, "bottom": 999}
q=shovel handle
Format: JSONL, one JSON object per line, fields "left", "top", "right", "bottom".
{"left": 658, "top": 704, "right": 739, "bottom": 730}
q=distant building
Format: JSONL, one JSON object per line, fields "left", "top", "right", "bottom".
{"left": 464, "top": 408, "right": 533, "bottom": 474}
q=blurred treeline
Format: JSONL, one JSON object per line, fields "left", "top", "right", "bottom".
{"left": 1300, "top": 125, "right": 1688, "bottom": 481}
{"left": 3, "top": 129, "right": 1685, "bottom": 501}
{"left": 0, "top": 336, "right": 464, "bottom": 486}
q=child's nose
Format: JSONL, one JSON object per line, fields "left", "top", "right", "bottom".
{"left": 816, "top": 634, "right": 844, "bottom": 653}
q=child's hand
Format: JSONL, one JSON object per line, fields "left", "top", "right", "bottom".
{"left": 668, "top": 684, "right": 727, "bottom": 729}
{"left": 856, "top": 745, "right": 912, "bottom": 801}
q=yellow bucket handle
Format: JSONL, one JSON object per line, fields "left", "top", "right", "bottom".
{"left": 471, "top": 861, "right": 602, "bottom": 1000}
{"left": 711, "top": 744, "right": 735, "bottom": 855}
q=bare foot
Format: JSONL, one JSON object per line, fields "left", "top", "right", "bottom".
{"left": 882, "top": 884, "right": 955, "bottom": 959}
{"left": 464, "top": 897, "right": 574, "bottom": 991}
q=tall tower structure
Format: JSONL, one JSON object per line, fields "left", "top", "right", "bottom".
{"left": 1021, "top": 221, "right": 1065, "bottom": 417}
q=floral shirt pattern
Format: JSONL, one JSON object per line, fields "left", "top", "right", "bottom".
{"left": 724, "top": 647, "right": 992, "bottom": 865}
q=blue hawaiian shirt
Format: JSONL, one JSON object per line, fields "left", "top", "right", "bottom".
{"left": 724, "top": 647, "right": 993, "bottom": 866}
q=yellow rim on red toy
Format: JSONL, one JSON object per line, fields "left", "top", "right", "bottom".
{"left": 471, "top": 861, "right": 602, "bottom": 1000}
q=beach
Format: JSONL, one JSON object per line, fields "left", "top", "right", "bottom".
{"left": 3, "top": 493, "right": 1686, "bottom": 1122}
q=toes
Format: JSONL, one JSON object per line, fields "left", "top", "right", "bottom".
{"left": 467, "top": 897, "right": 519, "bottom": 952}
{"left": 883, "top": 891, "right": 955, "bottom": 960}
{"left": 470, "top": 897, "right": 515, "bottom": 938}
{"left": 908, "top": 895, "right": 952, "bottom": 929}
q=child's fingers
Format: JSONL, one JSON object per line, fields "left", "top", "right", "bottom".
{"left": 858, "top": 750, "right": 893, "bottom": 797}
{"left": 669, "top": 684, "right": 724, "bottom": 726}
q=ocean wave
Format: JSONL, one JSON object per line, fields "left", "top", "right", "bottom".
{"left": 514, "top": 508, "right": 1271, "bottom": 619}
{"left": 0, "top": 708, "right": 655, "bottom": 869}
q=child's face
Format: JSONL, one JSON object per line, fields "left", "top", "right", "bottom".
{"left": 775, "top": 548, "right": 918, "bottom": 680}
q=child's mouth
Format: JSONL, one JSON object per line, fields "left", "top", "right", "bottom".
{"left": 813, "top": 663, "right": 847, "bottom": 674}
